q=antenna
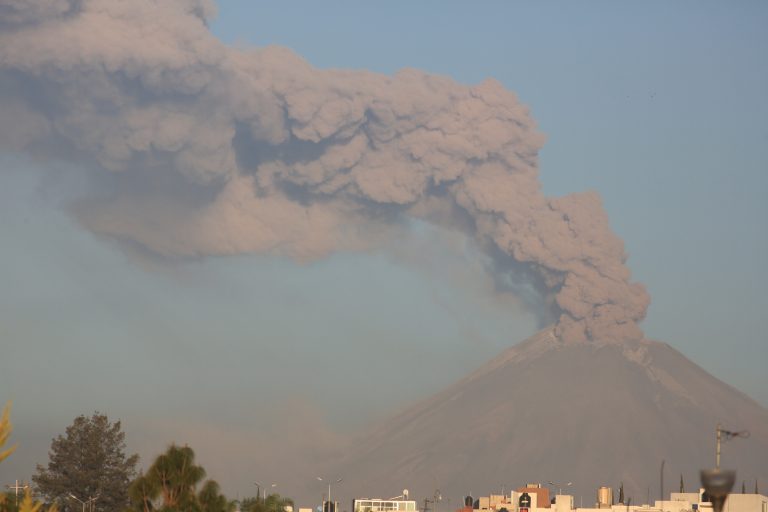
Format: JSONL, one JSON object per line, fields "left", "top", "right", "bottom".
{"left": 715, "top": 425, "right": 750, "bottom": 469}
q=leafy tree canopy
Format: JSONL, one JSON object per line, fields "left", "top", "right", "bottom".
{"left": 32, "top": 413, "right": 139, "bottom": 512}
{"left": 240, "top": 494, "right": 293, "bottom": 512}
{"left": 128, "top": 444, "right": 233, "bottom": 512}
{"left": 1, "top": 491, "right": 21, "bottom": 512}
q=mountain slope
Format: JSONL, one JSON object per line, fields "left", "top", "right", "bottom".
{"left": 332, "top": 328, "right": 768, "bottom": 506}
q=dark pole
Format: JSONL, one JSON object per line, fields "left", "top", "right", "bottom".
{"left": 660, "top": 460, "right": 665, "bottom": 512}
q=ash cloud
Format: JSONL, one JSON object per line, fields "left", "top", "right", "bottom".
{"left": 0, "top": 0, "right": 649, "bottom": 343}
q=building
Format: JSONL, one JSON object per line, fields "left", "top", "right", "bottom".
{"left": 514, "top": 484, "right": 551, "bottom": 510}
{"left": 352, "top": 498, "right": 418, "bottom": 512}
{"left": 454, "top": 486, "right": 767, "bottom": 512}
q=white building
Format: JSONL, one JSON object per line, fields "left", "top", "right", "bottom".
{"left": 353, "top": 498, "right": 418, "bottom": 512}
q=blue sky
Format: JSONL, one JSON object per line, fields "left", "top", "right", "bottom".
{"left": 209, "top": 0, "right": 768, "bottom": 402}
{"left": 1, "top": 0, "right": 766, "bottom": 499}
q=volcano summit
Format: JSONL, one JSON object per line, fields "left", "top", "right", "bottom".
{"left": 329, "top": 328, "right": 768, "bottom": 505}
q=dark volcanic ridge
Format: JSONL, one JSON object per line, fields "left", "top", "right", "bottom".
{"left": 326, "top": 328, "right": 768, "bottom": 507}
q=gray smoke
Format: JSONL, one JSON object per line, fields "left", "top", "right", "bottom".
{"left": 0, "top": 0, "right": 649, "bottom": 343}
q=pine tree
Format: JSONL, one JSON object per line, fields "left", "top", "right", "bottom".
{"left": 618, "top": 483, "right": 625, "bottom": 505}
{"left": 680, "top": 474, "right": 684, "bottom": 493}
{"left": 33, "top": 413, "right": 138, "bottom": 512}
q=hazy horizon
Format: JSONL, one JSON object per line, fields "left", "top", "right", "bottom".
{"left": 1, "top": 0, "right": 766, "bottom": 506}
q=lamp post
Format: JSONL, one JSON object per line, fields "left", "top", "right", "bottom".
{"left": 69, "top": 494, "right": 98, "bottom": 512}
{"left": 255, "top": 482, "right": 277, "bottom": 504}
{"left": 317, "top": 477, "right": 342, "bottom": 512}
{"left": 69, "top": 493, "right": 86, "bottom": 512}
{"left": 270, "top": 484, "right": 279, "bottom": 512}
{"left": 548, "top": 481, "right": 572, "bottom": 497}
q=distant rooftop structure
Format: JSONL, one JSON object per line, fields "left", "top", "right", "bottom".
{"left": 453, "top": 486, "right": 767, "bottom": 512}
{"left": 353, "top": 498, "right": 418, "bottom": 512}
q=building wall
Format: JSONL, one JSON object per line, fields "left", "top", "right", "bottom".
{"left": 513, "top": 487, "right": 550, "bottom": 510}
{"left": 722, "top": 494, "right": 768, "bottom": 512}
{"left": 555, "top": 495, "right": 574, "bottom": 512}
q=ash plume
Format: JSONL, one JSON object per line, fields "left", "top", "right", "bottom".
{"left": 0, "top": 0, "right": 649, "bottom": 343}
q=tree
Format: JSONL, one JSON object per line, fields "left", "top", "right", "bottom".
{"left": 197, "top": 481, "right": 230, "bottom": 512}
{"left": 240, "top": 494, "right": 292, "bottom": 512}
{"left": 128, "top": 444, "right": 232, "bottom": 512}
{"left": 0, "top": 402, "right": 16, "bottom": 463}
{"left": 33, "top": 413, "right": 139, "bottom": 512}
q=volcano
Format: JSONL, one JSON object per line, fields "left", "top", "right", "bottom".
{"left": 330, "top": 328, "right": 768, "bottom": 506}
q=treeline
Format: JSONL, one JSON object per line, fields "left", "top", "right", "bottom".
{"left": 0, "top": 405, "right": 292, "bottom": 512}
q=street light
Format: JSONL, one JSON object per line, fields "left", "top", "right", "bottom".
{"left": 69, "top": 494, "right": 98, "bottom": 512}
{"left": 270, "top": 484, "right": 279, "bottom": 512}
{"left": 547, "top": 481, "right": 572, "bottom": 496}
{"left": 255, "top": 482, "right": 277, "bottom": 504}
{"left": 317, "top": 477, "right": 342, "bottom": 512}
{"left": 69, "top": 493, "right": 86, "bottom": 512}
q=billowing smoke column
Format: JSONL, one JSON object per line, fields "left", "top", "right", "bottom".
{"left": 0, "top": 0, "right": 649, "bottom": 343}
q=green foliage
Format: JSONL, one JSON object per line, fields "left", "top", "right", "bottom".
{"left": 239, "top": 494, "right": 293, "bottom": 512}
{"left": 18, "top": 490, "right": 46, "bottom": 512}
{"left": 197, "top": 481, "right": 230, "bottom": 512}
{"left": 1, "top": 491, "right": 20, "bottom": 512}
{"left": 14, "top": 489, "right": 59, "bottom": 512}
{"left": 0, "top": 402, "right": 16, "bottom": 463}
{"left": 128, "top": 444, "right": 231, "bottom": 512}
{"left": 32, "top": 413, "right": 139, "bottom": 512}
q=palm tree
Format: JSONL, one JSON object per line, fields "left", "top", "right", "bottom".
{"left": 129, "top": 444, "right": 211, "bottom": 512}
{"left": 150, "top": 445, "right": 206, "bottom": 509}
{"left": 128, "top": 472, "right": 158, "bottom": 512}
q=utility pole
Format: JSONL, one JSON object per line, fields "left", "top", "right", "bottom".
{"left": 5, "top": 480, "right": 29, "bottom": 506}
{"left": 716, "top": 424, "right": 722, "bottom": 469}
{"left": 715, "top": 425, "right": 749, "bottom": 470}
{"left": 661, "top": 459, "right": 665, "bottom": 512}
